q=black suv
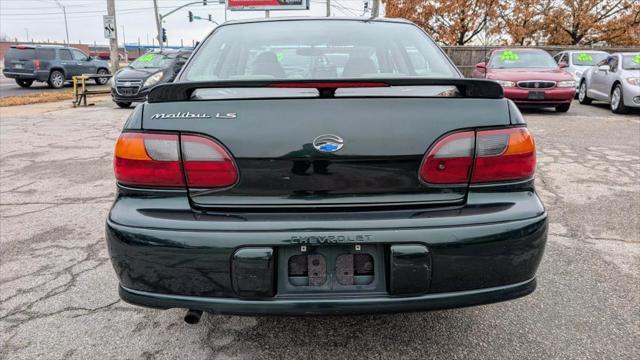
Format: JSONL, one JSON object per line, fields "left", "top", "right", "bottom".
{"left": 3, "top": 45, "right": 110, "bottom": 89}
{"left": 110, "top": 49, "right": 192, "bottom": 108}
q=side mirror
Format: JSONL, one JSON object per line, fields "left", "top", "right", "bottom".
{"left": 475, "top": 62, "right": 486, "bottom": 70}
{"left": 559, "top": 62, "right": 568, "bottom": 68}
{"left": 598, "top": 65, "right": 609, "bottom": 72}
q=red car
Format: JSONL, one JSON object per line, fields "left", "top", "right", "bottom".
{"left": 471, "top": 48, "right": 576, "bottom": 112}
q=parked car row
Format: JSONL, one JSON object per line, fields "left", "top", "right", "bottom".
{"left": 470, "top": 48, "right": 639, "bottom": 114}
{"left": 0, "top": 44, "right": 193, "bottom": 109}
{"left": 3, "top": 45, "right": 111, "bottom": 88}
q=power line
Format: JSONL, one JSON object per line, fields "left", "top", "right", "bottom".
{"left": 0, "top": 6, "right": 177, "bottom": 16}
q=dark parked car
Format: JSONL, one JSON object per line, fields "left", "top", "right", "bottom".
{"left": 107, "top": 18, "right": 547, "bottom": 321}
{"left": 3, "top": 44, "right": 110, "bottom": 89}
{"left": 110, "top": 49, "right": 192, "bottom": 108}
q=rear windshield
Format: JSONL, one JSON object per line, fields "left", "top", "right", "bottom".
{"left": 129, "top": 53, "right": 174, "bottom": 69}
{"left": 489, "top": 50, "right": 557, "bottom": 69}
{"left": 571, "top": 52, "right": 608, "bottom": 66}
{"left": 621, "top": 54, "right": 640, "bottom": 70}
{"left": 6, "top": 48, "right": 35, "bottom": 60}
{"left": 182, "top": 20, "right": 458, "bottom": 81}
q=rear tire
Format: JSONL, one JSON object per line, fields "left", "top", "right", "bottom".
{"left": 95, "top": 69, "right": 109, "bottom": 85}
{"left": 578, "top": 81, "right": 592, "bottom": 105}
{"left": 47, "top": 70, "right": 65, "bottom": 89}
{"left": 610, "top": 84, "right": 629, "bottom": 114}
{"left": 115, "top": 101, "right": 132, "bottom": 108}
{"left": 15, "top": 79, "right": 33, "bottom": 88}
{"left": 555, "top": 103, "right": 571, "bottom": 112}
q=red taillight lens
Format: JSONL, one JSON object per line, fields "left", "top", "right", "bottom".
{"left": 114, "top": 133, "right": 184, "bottom": 187}
{"left": 181, "top": 135, "right": 238, "bottom": 188}
{"left": 33, "top": 59, "right": 40, "bottom": 71}
{"left": 471, "top": 128, "right": 536, "bottom": 183}
{"left": 419, "top": 131, "right": 475, "bottom": 184}
{"left": 419, "top": 127, "right": 536, "bottom": 184}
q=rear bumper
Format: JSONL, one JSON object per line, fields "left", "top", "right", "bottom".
{"left": 2, "top": 70, "right": 49, "bottom": 81}
{"left": 504, "top": 87, "right": 576, "bottom": 106}
{"left": 120, "top": 278, "right": 537, "bottom": 315}
{"left": 106, "top": 190, "right": 548, "bottom": 315}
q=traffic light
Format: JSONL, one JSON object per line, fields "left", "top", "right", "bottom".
{"left": 208, "top": 14, "right": 212, "bottom": 22}
{"left": 203, "top": 0, "right": 207, "bottom": 5}
{"left": 188, "top": 11, "right": 193, "bottom": 22}
{"left": 162, "top": 28, "right": 167, "bottom": 43}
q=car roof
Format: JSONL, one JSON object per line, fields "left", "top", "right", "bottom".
{"left": 147, "top": 48, "right": 191, "bottom": 55}
{"left": 220, "top": 16, "right": 412, "bottom": 27}
{"left": 561, "top": 49, "right": 608, "bottom": 53}
{"left": 492, "top": 48, "right": 547, "bottom": 53}
{"left": 12, "top": 44, "right": 64, "bottom": 49}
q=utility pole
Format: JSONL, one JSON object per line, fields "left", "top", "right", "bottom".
{"left": 153, "top": 0, "right": 164, "bottom": 50}
{"left": 106, "top": 0, "right": 119, "bottom": 71}
{"left": 53, "top": 1, "right": 70, "bottom": 44}
{"left": 371, "top": 0, "right": 380, "bottom": 17}
{"left": 326, "top": 0, "right": 330, "bottom": 16}
{"left": 121, "top": 25, "right": 127, "bottom": 62}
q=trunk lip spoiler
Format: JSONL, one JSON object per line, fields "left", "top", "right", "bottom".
{"left": 147, "top": 78, "right": 504, "bottom": 103}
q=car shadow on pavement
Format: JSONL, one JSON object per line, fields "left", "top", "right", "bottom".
{"left": 198, "top": 309, "right": 479, "bottom": 356}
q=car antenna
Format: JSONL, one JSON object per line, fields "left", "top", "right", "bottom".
{"left": 483, "top": 19, "right": 488, "bottom": 79}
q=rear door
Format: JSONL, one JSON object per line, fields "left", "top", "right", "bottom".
{"left": 58, "top": 49, "right": 78, "bottom": 78}
{"left": 35, "top": 48, "right": 56, "bottom": 72}
{"left": 4, "top": 47, "right": 36, "bottom": 74}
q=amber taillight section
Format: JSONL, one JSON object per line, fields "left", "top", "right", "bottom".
{"left": 113, "top": 132, "right": 238, "bottom": 189}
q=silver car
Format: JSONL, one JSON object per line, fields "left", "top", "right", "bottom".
{"left": 578, "top": 52, "right": 640, "bottom": 114}
{"left": 553, "top": 50, "right": 609, "bottom": 90}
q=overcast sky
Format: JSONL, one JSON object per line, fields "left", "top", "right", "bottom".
{"left": 1, "top": 0, "right": 381, "bottom": 46}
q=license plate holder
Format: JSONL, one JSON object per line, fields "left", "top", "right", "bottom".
{"left": 278, "top": 244, "right": 385, "bottom": 295}
{"left": 528, "top": 91, "right": 545, "bottom": 100}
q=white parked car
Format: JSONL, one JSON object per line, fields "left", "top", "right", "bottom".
{"left": 553, "top": 50, "right": 609, "bottom": 91}
{"left": 578, "top": 52, "right": 640, "bottom": 114}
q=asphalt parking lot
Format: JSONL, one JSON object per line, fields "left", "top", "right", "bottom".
{"left": 0, "top": 99, "right": 638, "bottom": 359}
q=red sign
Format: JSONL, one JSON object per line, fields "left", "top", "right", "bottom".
{"left": 227, "top": 0, "right": 309, "bottom": 11}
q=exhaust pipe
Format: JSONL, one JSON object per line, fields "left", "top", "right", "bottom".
{"left": 184, "top": 309, "right": 203, "bottom": 325}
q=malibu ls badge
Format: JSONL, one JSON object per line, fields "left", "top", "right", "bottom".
{"left": 150, "top": 112, "right": 237, "bottom": 120}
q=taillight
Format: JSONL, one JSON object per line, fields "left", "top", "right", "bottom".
{"left": 114, "top": 133, "right": 184, "bottom": 187}
{"left": 419, "top": 131, "right": 475, "bottom": 184}
{"left": 471, "top": 128, "right": 536, "bottom": 183}
{"left": 33, "top": 60, "right": 40, "bottom": 71}
{"left": 181, "top": 135, "right": 238, "bottom": 188}
{"left": 113, "top": 132, "right": 238, "bottom": 189}
{"left": 419, "top": 127, "right": 536, "bottom": 184}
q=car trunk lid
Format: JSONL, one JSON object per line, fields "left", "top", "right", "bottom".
{"left": 141, "top": 81, "right": 510, "bottom": 210}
